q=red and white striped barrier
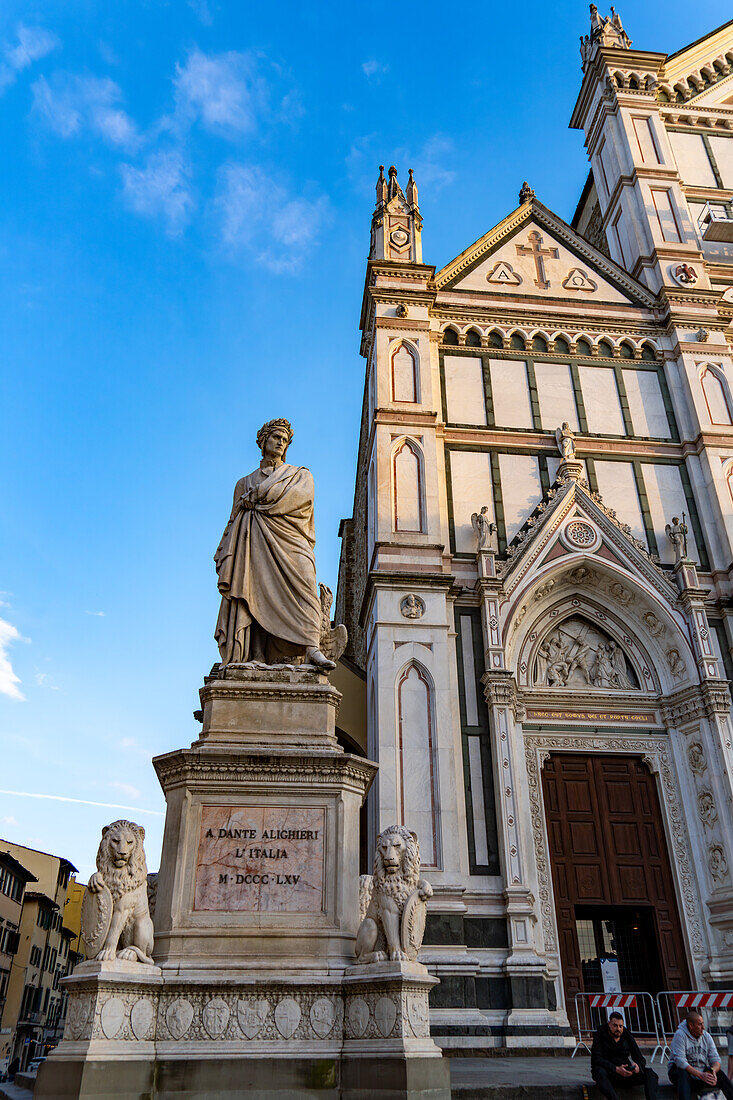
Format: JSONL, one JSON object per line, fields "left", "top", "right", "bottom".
{"left": 674, "top": 992, "right": 733, "bottom": 1009}
{"left": 589, "top": 994, "right": 638, "bottom": 1008}
{"left": 573, "top": 992, "right": 663, "bottom": 1061}
{"left": 656, "top": 991, "right": 733, "bottom": 1060}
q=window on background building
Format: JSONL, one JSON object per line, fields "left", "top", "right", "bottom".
{"left": 466, "top": 328, "right": 481, "bottom": 347}
{"left": 619, "top": 341, "right": 634, "bottom": 359}
{"left": 487, "top": 329, "right": 503, "bottom": 348}
{"left": 532, "top": 334, "right": 548, "bottom": 353}
{"left": 598, "top": 339, "right": 614, "bottom": 358}
{"left": 640, "top": 343, "right": 656, "bottom": 361}
{"left": 576, "top": 337, "right": 592, "bottom": 357}
{"left": 510, "top": 333, "right": 526, "bottom": 350}
{"left": 554, "top": 336, "right": 570, "bottom": 355}
{"left": 443, "top": 327, "right": 458, "bottom": 346}
{"left": 701, "top": 367, "right": 733, "bottom": 425}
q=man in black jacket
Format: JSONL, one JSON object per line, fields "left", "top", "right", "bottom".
{"left": 591, "top": 1012, "right": 659, "bottom": 1100}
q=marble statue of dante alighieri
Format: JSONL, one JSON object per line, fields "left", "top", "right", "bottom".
{"left": 214, "top": 418, "right": 335, "bottom": 670}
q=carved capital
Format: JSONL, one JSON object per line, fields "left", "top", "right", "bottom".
{"left": 701, "top": 680, "right": 732, "bottom": 719}
{"left": 481, "top": 669, "right": 519, "bottom": 715}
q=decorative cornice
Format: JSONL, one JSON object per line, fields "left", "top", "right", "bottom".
{"left": 661, "top": 682, "right": 732, "bottom": 726}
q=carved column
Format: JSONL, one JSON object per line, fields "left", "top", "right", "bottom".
{"left": 481, "top": 670, "right": 557, "bottom": 1023}
{"left": 662, "top": 684, "right": 733, "bottom": 981}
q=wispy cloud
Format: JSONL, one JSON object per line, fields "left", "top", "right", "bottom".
{"left": 405, "top": 134, "right": 456, "bottom": 191}
{"left": 188, "top": 0, "right": 215, "bottom": 27}
{"left": 215, "top": 163, "right": 328, "bottom": 273}
{"left": 0, "top": 618, "right": 26, "bottom": 701}
{"left": 0, "top": 815, "right": 18, "bottom": 827}
{"left": 361, "top": 60, "right": 388, "bottom": 82}
{"left": 120, "top": 149, "right": 194, "bottom": 235}
{"left": 0, "top": 790, "right": 164, "bottom": 817}
{"left": 173, "top": 48, "right": 271, "bottom": 136}
{"left": 0, "top": 24, "right": 58, "bottom": 94}
{"left": 84, "top": 610, "right": 105, "bottom": 617}
{"left": 32, "top": 72, "right": 139, "bottom": 150}
{"left": 109, "top": 780, "right": 141, "bottom": 800}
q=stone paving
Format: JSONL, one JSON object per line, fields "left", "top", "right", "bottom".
{"left": 449, "top": 1055, "right": 675, "bottom": 1099}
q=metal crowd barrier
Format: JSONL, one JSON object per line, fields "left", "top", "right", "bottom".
{"left": 656, "top": 991, "right": 733, "bottom": 1062}
{"left": 573, "top": 992, "right": 666, "bottom": 1063}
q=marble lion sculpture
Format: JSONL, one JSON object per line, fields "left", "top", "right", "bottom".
{"left": 82, "top": 820, "right": 155, "bottom": 965}
{"left": 355, "top": 825, "right": 433, "bottom": 963}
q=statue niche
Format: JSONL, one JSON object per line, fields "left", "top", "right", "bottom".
{"left": 534, "top": 615, "right": 639, "bottom": 690}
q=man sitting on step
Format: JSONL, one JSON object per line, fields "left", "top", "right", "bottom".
{"left": 669, "top": 1009, "right": 733, "bottom": 1099}
{"left": 591, "top": 1011, "right": 659, "bottom": 1100}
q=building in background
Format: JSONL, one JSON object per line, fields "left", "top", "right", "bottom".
{"left": 336, "top": 11, "right": 733, "bottom": 1050}
{"left": 0, "top": 842, "right": 79, "bottom": 1071}
{"left": 0, "top": 852, "right": 37, "bottom": 1069}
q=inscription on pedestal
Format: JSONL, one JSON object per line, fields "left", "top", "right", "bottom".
{"left": 194, "top": 805, "right": 325, "bottom": 912}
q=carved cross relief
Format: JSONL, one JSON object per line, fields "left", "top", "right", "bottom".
{"left": 515, "top": 230, "right": 559, "bottom": 290}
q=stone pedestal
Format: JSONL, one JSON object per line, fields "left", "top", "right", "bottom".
{"left": 152, "top": 667, "right": 375, "bottom": 973}
{"left": 38, "top": 667, "right": 449, "bottom": 1098}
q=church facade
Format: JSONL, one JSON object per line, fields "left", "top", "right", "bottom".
{"left": 335, "top": 11, "right": 733, "bottom": 1049}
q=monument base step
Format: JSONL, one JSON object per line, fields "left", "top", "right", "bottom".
{"left": 34, "top": 1053, "right": 451, "bottom": 1099}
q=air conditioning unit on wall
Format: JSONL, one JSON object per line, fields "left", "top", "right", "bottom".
{"left": 698, "top": 202, "right": 733, "bottom": 243}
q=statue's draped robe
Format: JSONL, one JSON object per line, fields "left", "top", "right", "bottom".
{"left": 214, "top": 463, "right": 322, "bottom": 664}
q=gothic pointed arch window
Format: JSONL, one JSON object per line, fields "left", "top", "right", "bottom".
{"left": 466, "top": 328, "right": 482, "bottom": 348}
{"left": 488, "top": 329, "right": 504, "bottom": 349}
{"left": 396, "top": 660, "right": 440, "bottom": 867}
{"left": 392, "top": 438, "right": 425, "bottom": 532}
{"left": 443, "top": 326, "right": 459, "bottom": 346}
{"left": 391, "top": 340, "right": 419, "bottom": 403}
{"left": 701, "top": 366, "right": 733, "bottom": 425}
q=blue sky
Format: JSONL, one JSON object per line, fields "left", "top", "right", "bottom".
{"left": 0, "top": 0, "right": 725, "bottom": 884}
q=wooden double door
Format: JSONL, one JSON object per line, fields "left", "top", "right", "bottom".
{"left": 542, "top": 753, "right": 690, "bottom": 1003}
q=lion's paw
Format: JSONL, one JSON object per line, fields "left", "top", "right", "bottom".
{"left": 389, "top": 948, "right": 409, "bottom": 962}
{"left": 98, "top": 946, "right": 117, "bottom": 961}
{"left": 117, "top": 948, "right": 138, "bottom": 961}
{"left": 372, "top": 951, "right": 387, "bottom": 963}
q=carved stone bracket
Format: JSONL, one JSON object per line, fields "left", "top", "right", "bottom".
{"left": 661, "top": 683, "right": 732, "bottom": 728}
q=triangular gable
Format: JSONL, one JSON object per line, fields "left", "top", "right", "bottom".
{"left": 435, "top": 199, "right": 656, "bottom": 307}
{"left": 499, "top": 472, "right": 680, "bottom": 608}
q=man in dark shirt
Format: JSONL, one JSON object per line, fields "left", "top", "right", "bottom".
{"left": 591, "top": 1011, "right": 659, "bottom": 1100}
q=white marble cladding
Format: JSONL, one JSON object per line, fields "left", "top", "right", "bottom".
{"left": 366, "top": 584, "right": 470, "bottom": 883}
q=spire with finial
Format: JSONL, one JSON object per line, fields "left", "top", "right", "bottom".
{"left": 369, "top": 165, "right": 422, "bottom": 263}
{"left": 519, "top": 181, "right": 535, "bottom": 205}
{"left": 376, "top": 165, "right": 387, "bottom": 206}
{"left": 406, "top": 168, "right": 418, "bottom": 209}
{"left": 580, "top": 3, "right": 631, "bottom": 67}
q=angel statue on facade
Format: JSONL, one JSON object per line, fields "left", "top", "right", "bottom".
{"left": 665, "top": 514, "right": 689, "bottom": 563}
{"left": 471, "top": 506, "right": 497, "bottom": 552}
{"left": 556, "top": 422, "right": 577, "bottom": 461}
